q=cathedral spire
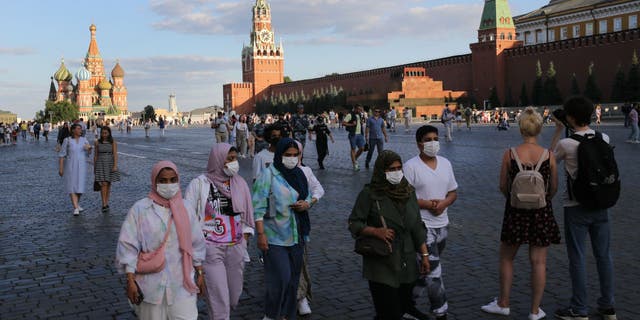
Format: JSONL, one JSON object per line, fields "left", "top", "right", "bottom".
{"left": 48, "top": 77, "right": 57, "bottom": 101}
{"left": 87, "top": 24, "right": 101, "bottom": 57}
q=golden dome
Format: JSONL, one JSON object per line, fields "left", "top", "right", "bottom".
{"left": 98, "top": 79, "right": 112, "bottom": 90}
{"left": 90, "top": 24, "right": 96, "bottom": 32}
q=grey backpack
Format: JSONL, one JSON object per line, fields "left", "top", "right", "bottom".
{"left": 510, "top": 148, "right": 548, "bottom": 210}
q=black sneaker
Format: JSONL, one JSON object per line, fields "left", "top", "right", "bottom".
{"left": 554, "top": 307, "right": 588, "bottom": 320}
{"left": 402, "top": 305, "right": 430, "bottom": 320}
{"left": 597, "top": 307, "right": 617, "bottom": 320}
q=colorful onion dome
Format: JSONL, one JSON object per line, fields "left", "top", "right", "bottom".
{"left": 98, "top": 79, "right": 112, "bottom": 90}
{"left": 54, "top": 59, "right": 72, "bottom": 81}
{"left": 75, "top": 65, "right": 91, "bottom": 81}
{"left": 111, "top": 60, "right": 125, "bottom": 78}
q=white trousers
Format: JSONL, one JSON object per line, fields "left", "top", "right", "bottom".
{"left": 138, "top": 294, "right": 198, "bottom": 320}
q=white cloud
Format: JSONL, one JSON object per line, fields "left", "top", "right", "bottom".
{"left": 149, "top": 0, "right": 483, "bottom": 46}
{"left": 0, "top": 47, "right": 36, "bottom": 55}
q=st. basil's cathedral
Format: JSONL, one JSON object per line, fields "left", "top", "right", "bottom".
{"left": 48, "top": 24, "right": 128, "bottom": 118}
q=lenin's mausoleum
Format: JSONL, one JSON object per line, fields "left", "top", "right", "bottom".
{"left": 224, "top": 0, "right": 640, "bottom": 117}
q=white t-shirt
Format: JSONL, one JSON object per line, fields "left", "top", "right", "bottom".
{"left": 252, "top": 149, "right": 274, "bottom": 180}
{"left": 404, "top": 155, "right": 458, "bottom": 228}
{"left": 554, "top": 128, "right": 610, "bottom": 207}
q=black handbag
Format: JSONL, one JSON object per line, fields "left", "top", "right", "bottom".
{"left": 354, "top": 215, "right": 392, "bottom": 257}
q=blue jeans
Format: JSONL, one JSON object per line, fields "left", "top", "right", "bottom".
{"left": 564, "top": 205, "right": 615, "bottom": 314}
{"left": 263, "top": 244, "right": 304, "bottom": 319}
{"left": 365, "top": 138, "right": 384, "bottom": 165}
{"left": 628, "top": 122, "right": 639, "bottom": 141}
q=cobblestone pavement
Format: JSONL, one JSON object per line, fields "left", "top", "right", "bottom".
{"left": 0, "top": 122, "right": 638, "bottom": 320}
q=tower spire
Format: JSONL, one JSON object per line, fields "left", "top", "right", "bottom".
{"left": 87, "top": 24, "right": 101, "bottom": 57}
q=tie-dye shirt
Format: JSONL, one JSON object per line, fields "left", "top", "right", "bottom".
{"left": 115, "top": 198, "right": 205, "bottom": 305}
{"left": 252, "top": 165, "right": 311, "bottom": 246}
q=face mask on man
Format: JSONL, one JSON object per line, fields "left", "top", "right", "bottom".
{"left": 282, "top": 156, "right": 299, "bottom": 169}
{"left": 223, "top": 160, "right": 239, "bottom": 177}
{"left": 385, "top": 171, "right": 404, "bottom": 185}
{"left": 157, "top": 183, "right": 180, "bottom": 199}
{"left": 422, "top": 141, "right": 440, "bottom": 157}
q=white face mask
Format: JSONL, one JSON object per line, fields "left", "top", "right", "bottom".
{"left": 157, "top": 183, "right": 180, "bottom": 199}
{"left": 223, "top": 160, "right": 239, "bottom": 177}
{"left": 422, "top": 141, "right": 440, "bottom": 157}
{"left": 385, "top": 171, "right": 404, "bottom": 185}
{"left": 282, "top": 156, "right": 299, "bottom": 169}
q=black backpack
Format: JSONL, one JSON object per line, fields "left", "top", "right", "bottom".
{"left": 569, "top": 132, "right": 620, "bottom": 209}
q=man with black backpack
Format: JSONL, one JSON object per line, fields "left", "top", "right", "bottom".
{"left": 342, "top": 105, "right": 365, "bottom": 171}
{"left": 551, "top": 96, "right": 619, "bottom": 320}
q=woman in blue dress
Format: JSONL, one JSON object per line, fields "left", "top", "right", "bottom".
{"left": 58, "top": 123, "right": 92, "bottom": 216}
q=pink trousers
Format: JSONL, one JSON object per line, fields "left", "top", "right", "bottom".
{"left": 203, "top": 239, "right": 247, "bottom": 320}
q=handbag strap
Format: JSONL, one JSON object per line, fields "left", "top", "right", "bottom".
{"left": 376, "top": 201, "right": 388, "bottom": 229}
{"left": 160, "top": 216, "right": 173, "bottom": 247}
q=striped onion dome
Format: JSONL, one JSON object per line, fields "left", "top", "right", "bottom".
{"left": 54, "top": 59, "right": 72, "bottom": 81}
{"left": 75, "top": 65, "right": 91, "bottom": 81}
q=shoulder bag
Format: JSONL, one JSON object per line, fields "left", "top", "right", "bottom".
{"left": 136, "top": 216, "right": 173, "bottom": 274}
{"left": 354, "top": 210, "right": 392, "bottom": 257}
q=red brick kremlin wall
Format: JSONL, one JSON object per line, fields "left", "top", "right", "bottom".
{"left": 243, "top": 30, "right": 639, "bottom": 115}
{"left": 504, "top": 29, "right": 640, "bottom": 104}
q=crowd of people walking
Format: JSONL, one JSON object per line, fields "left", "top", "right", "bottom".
{"left": 105, "top": 96, "right": 622, "bottom": 320}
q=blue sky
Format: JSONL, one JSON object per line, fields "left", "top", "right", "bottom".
{"left": 1, "top": 0, "right": 549, "bottom": 119}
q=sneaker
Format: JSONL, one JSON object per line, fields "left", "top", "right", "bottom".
{"left": 554, "top": 307, "right": 587, "bottom": 320}
{"left": 353, "top": 163, "right": 360, "bottom": 171}
{"left": 528, "top": 308, "right": 546, "bottom": 320}
{"left": 73, "top": 208, "right": 80, "bottom": 216}
{"left": 597, "top": 307, "right": 617, "bottom": 320}
{"left": 625, "top": 139, "right": 634, "bottom": 143}
{"left": 78, "top": 206, "right": 85, "bottom": 212}
{"left": 633, "top": 140, "right": 640, "bottom": 144}
{"left": 403, "top": 305, "right": 430, "bottom": 320}
{"left": 480, "top": 298, "right": 510, "bottom": 316}
{"left": 101, "top": 206, "right": 109, "bottom": 213}
{"left": 298, "top": 297, "right": 311, "bottom": 315}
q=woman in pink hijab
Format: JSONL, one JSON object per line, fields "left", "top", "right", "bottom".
{"left": 185, "top": 144, "right": 255, "bottom": 320}
{"left": 116, "top": 161, "right": 206, "bottom": 320}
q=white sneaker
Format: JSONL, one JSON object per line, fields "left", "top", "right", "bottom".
{"left": 528, "top": 308, "right": 546, "bottom": 320}
{"left": 298, "top": 297, "right": 311, "bottom": 315}
{"left": 73, "top": 208, "right": 80, "bottom": 216}
{"left": 78, "top": 206, "right": 85, "bottom": 212}
{"left": 633, "top": 140, "right": 640, "bottom": 144}
{"left": 481, "top": 298, "right": 510, "bottom": 316}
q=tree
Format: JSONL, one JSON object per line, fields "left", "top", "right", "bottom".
{"left": 532, "top": 60, "right": 544, "bottom": 105}
{"left": 488, "top": 86, "right": 501, "bottom": 108}
{"left": 284, "top": 76, "right": 292, "bottom": 83}
{"left": 626, "top": 51, "right": 640, "bottom": 101}
{"left": 543, "top": 61, "right": 563, "bottom": 105}
{"left": 611, "top": 65, "right": 626, "bottom": 102}
{"left": 570, "top": 73, "right": 581, "bottom": 95}
{"left": 519, "top": 82, "right": 530, "bottom": 106}
{"left": 584, "top": 62, "right": 602, "bottom": 103}
{"left": 143, "top": 105, "right": 156, "bottom": 122}
{"left": 43, "top": 100, "right": 79, "bottom": 123}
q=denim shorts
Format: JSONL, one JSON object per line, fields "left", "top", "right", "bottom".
{"left": 348, "top": 134, "right": 365, "bottom": 150}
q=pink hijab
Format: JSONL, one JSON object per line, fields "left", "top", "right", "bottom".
{"left": 147, "top": 161, "right": 199, "bottom": 294}
{"left": 205, "top": 143, "right": 254, "bottom": 219}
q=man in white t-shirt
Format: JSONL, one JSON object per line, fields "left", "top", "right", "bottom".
{"left": 403, "top": 125, "right": 458, "bottom": 320}
{"left": 550, "top": 96, "right": 616, "bottom": 320}
{"left": 252, "top": 124, "right": 282, "bottom": 182}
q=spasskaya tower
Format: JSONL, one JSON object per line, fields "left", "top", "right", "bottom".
{"left": 224, "top": 0, "right": 284, "bottom": 114}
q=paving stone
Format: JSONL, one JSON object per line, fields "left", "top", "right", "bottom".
{"left": 0, "top": 123, "right": 638, "bottom": 319}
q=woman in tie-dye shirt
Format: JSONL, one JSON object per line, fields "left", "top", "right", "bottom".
{"left": 185, "top": 144, "right": 254, "bottom": 320}
{"left": 116, "top": 161, "right": 205, "bottom": 320}
{"left": 253, "top": 138, "right": 311, "bottom": 320}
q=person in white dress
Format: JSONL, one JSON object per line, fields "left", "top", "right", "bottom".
{"left": 58, "top": 123, "right": 92, "bottom": 216}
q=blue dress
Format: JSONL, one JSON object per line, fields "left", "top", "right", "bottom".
{"left": 59, "top": 136, "right": 90, "bottom": 194}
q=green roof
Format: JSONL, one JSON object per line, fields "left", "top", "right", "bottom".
{"left": 514, "top": 0, "right": 609, "bottom": 21}
{"left": 479, "top": 0, "right": 516, "bottom": 30}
